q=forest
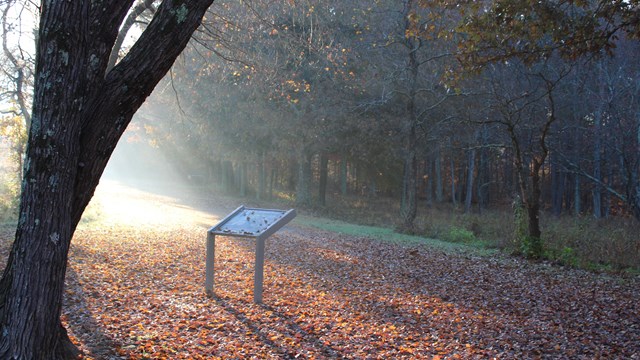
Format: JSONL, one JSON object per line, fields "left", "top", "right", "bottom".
{"left": 120, "top": 0, "right": 640, "bottom": 266}
{"left": 0, "top": 0, "right": 639, "bottom": 358}
{"left": 2, "top": 1, "right": 640, "bottom": 266}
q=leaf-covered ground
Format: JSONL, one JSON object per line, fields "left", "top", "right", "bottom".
{"left": 2, "top": 181, "right": 639, "bottom": 359}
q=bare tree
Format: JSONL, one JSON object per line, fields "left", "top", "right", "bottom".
{"left": 0, "top": 0, "right": 34, "bottom": 127}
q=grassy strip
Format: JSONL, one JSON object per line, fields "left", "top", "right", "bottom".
{"left": 293, "top": 215, "right": 497, "bottom": 255}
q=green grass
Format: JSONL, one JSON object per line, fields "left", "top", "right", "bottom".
{"left": 293, "top": 215, "right": 497, "bottom": 255}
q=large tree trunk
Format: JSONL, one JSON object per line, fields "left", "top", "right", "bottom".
{"left": 0, "top": 1, "right": 214, "bottom": 358}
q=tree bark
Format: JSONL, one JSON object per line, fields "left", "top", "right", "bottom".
{"left": 0, "top": 1, "right": 214, "bottom": 358}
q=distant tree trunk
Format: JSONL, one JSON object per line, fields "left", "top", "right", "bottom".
{"left": 400, "top": 116, "right": 418, "bottom": 230}
{"left": 435, "top": 148, "right": 443, "bottom": 202}
{"left": 604, "top": 145, "right": 613, "bottom": 217}
{"left": 450, "top": 154, "right": 457, "bottom": 206}
{"left": 318, "top": 153, "right": 328, "bottom": 206}
{"left": 287, "top": 158, "right": 297, "bottom": 191}
{"left": 574, "top": 174, "right": 582, "bottom": 216}
{"left": 369, "top": 171, "right": 377, "bottom": 197}
{"left": 257, "top": 152, "right": 267, "bottom": 201}
{"left": 239, "top": 162, "right": 247, "bottom": 197}
{"left": 400, "top": 137, "right": 418, "bottom": 230}
{"left": 222, "top": 160, "right": 234, "bottom": 193}
{"left": 551, "top": 154, "right": 564, "bottom": 216}
{"left": 634, "top": 113, "right": 640, "bottom": 220}
{"left": 563, "top": 173, "right": 573, "bottom": 213}
{"left": 593, "top": 108, "right": 603, "bottom": 218}
{"left": 0, "top": 1, "right": 214, "bottom": 357}
{"left": 477, "top": 126, "right": 489, "bottom": 211}
{"left": 211, "top": 158, "right": 222, "bottom": 187}
{"left": 465, "top": 148, "right": 476, "bottom": 213}
{"left": 296, "top": 151, "right": 312, "bottom": 206}
{"left": 340, "top": 155, "right": 348, "bottom": 195}
{"left": 526, "top": 160, "right": 543, "bottom": 239}
{"left": 425, "top": 157, "right": 434, "bottom": 205}
{"left": 269, "top": 168, "right": 276, "bottom": 200}
{"left": 398, "top": 0, "right": 420, "bottom": 232}
{"left": 503, "top": 148, "right": 514, "bottom": 196}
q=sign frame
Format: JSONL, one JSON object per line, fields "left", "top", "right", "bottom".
{"left": 206, "top": 205, "right": 296, "bottom": 303}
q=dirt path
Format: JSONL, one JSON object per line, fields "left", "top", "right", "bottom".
{"left": 84, "top": 180, "right": 225, "bottom": 229}
{"left": 53, "top": 182, "right": 640, "bottom": 358}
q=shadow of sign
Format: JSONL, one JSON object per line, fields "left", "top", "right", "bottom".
{"left": 211, "top": 295, "right": 340, "bottom": 358}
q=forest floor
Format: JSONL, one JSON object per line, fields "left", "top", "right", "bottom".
{"left": 1, "top": 180, "right": 639, "bottom": 359}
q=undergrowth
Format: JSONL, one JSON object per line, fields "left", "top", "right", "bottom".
{"left": 288, "top": 194, "right": 639, "bottom": 272}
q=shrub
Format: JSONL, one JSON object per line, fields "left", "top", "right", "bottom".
{"left": 559, "top": 246, "right": 578, "bottom": 267}
{"left": 521, "top": 235, "right": 544, "bottom": 259}
{"left": 445, "top": 226, "right": 476, "bottom": 243}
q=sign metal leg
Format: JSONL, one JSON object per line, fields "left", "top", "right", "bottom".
{"left": 205, "top": 233, "right": 215, "bottom": 297}
{"left": 254, "top": 237, "right": 266, "bottom": 304}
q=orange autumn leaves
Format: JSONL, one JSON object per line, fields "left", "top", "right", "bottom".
{"left": 57, "top": 217, "right": 640, "bottom": 359}
{"left": 4, "top": 183, "right": 636, "bottom": 359}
